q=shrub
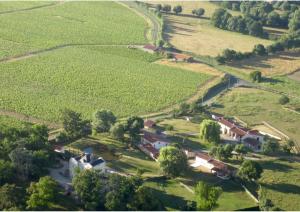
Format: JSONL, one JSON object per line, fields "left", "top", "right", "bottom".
{"left": 278, "top": 95, "right": 289, "bottom": 105}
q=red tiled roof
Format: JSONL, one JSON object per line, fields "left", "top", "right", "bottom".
{"left": 144, "top": 120, "right": 155, "bottom": 128}
{"left": 196, "top": 152, "right": 228, "bottom": 172}
{"left": 196, "top": 152, "right": 211, "bottom": 161}
{"left": 143, "top": 144, "right": 159, "bottom": 158}
{"left": 230, "top": 126, "right": 247, "bottom": 137}
{"left": 173, "top": 53, "right": 192, "bottom": 60}
{"left": 219, "top": 118, "right": 235, "bottom": 128}
{"left": 143, "top": 132, "right": 168, "bottom": 143}
{"left": 143, "top": 44, "right": 158, "bottom": 51}
{"left": 247, "top": 130, "right": 261, "bottom": 136}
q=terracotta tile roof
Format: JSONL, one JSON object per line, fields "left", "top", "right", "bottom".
{"left": 230, "top": 126, "right": 247, "bottom": 137}
{"left": 196, "top": 152, "right": 211, "bottom": 161}
{"left": 219, "top": 118, "right": 236, "bottom": 128}
{"left": 173, "top": 53, "right": 192, "bottom": 60}
{"left": 143, "top": 44, "right": 158, "bottom": 51}
{"left": 144, "top": 120, "right": 155, "bottom": 128}
{"left": 196, "top": 152, "right": 229, "bottom": 172}
{"left": 143, "top": 144, "right": 159, "bottom": 158}
{"left": 143, "top": 132, "right": 168, "bottom": 143}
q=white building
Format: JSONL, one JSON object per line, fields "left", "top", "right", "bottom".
{"left": 216, "top": 117, "right": 264, "bottom": 152}
{"left": 69, "top": 153, "right": 106, "bottom": 178}
{"left": 141, "top": 131, "right": 169, "bottom": 150}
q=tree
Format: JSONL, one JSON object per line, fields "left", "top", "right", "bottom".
{"left": 234, "top": 144, "right": 248, "bottom": 159}
{"left": 253, "top": 44, "right": 267, "bottom": 56}
{"left": 0, "top": 160, "right": 14, "bottom": 186}
{"left": 158, "top": 146, "right": 188, "bottom": 177}
{"left": 192, "top": 8, "right": 205, "bottom": 17}
{"left": 211, "top": 8, "right": 232, "bottom": 29}
{"left": 73, "top": 169, "right": 106, "bottom": 210}
{"left": 105, "top": 174, "right": 141, "bottom": 211}
{"left": 162, "top": 4, "right": 171, "bottom": 13}
{"left": 209, "top": 144, "right": 233, "bottom": 161}
{"left": 199, "top": 119, "right": 220, "bottom": 144}
{"left": 155, "top": 4, "right": 162, "bottom": 12}
{"left": 289, "top": 9, "right": 300, "bottom": 34}
{"left": 110, "top": 123, "right": 125, "bottom": 140}
{"left": 262, "top": 140, "right": 280, "bottom": 155}
{"left": 173, "top": 5, "right": 182, "bottom": 15}
{"left": 26, "top": 125, "right": 49, "bottom": 151}
{"left": 0, "top": 184, "right": 24, "bottom": 210}
{"left": 282, "top": 139, "right": 295, "bottom": 154}
{"left": 125, "top": 116, "right": 144, "bottom": 141}
{"left": 278, "top": 95, "right": 289, "bottom": 105}
{"left": 26, "top": 176, "right": 59, "bottom": 210}
{"left": 238, "top": 160, "right": 263, "bottom": 181}
{"left": 249, "top": 71, "right": 262, "bottom": 82}
{"left": 266, "top": 11, "right": 281, "bottom": 27}
{"left": 128, "top": 186, "right": 162, "bottom": 210}
{"left": 61, "top": 109, "right": 91, "bottom": 139}
{"left": 248, "top": 21, "right": 264, "bottom": 37}
{"left": 92, "top": 110, "right": 116, "bottom": 133}
{"left": 194, "top": 181, "right": 222, "bottom": 210}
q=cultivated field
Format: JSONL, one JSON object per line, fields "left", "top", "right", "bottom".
{"left": 0, "top": 46, "right": 211, "bottom": 121}
{"left": 150, "top": 1, "right": 272, "bottom": 56}
{"left": 0, "top": 1, "right": 146, "bottom": 59}
{"left": 210, "top": 87, "right": 300, "bottom": 144}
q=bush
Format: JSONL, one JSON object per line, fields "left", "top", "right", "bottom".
{"left": 165, "top": 124, "right": 174, "bottom": 131}
{"left": 249, "top": 71, "right": 262, "bottom": 82}
{"left": 278, "top": 95, "right": 289, "bottom": 105}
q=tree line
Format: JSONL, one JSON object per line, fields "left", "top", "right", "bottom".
{"left": 155, "top": 4, "right": 205, "bottom": 18}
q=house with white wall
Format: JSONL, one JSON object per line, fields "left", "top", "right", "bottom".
{"left": 215, "top": 116, "right": 264, "bottom": 152}
{"left": 141, "top": 131, "right": 169, "bottom": 150}
{"left": 69, "top": 153, "right": 106, "bottom": 178}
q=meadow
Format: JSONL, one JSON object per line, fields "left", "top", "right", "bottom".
{"left": 210, "top": 87, "right": 300, "bottom": 144}
{"left": 259, "top": 158, "right": 300, "bottom": 211}
{"left": 151, "top": 1, "right": 272, "bottom": 56}
{"left": 0, "top": 46, "right": 211, "bottom": 121}
{"left": 0, "top": 1, "right": 146, "bottom": 58}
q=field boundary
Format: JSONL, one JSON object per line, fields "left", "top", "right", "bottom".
{"left": 0, "top": 2, "right": 62, "bottom": 15}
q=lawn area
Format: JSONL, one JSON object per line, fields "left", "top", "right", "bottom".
{"left": 210, "top": 87, "right": 300, "bottom": 145}
{"left": 150, "top": 1, "right": 272, "bottom": 56}
{"left": 0, "top": 46, "right": 211, "bottom": 122}
{"left": 144, "top": 171, "right": 256, "bottom": 211}
{"left": 0, "top": 1, "right": 146, "bottom": 58}
{"left": 259, "top": 158, "right": 300, "bottom": 211}
{"left": 67, "top": 134, "right": 160, "bottom": 177}
{"left": 157, "top": 117, "right": 213, "bottom": 150}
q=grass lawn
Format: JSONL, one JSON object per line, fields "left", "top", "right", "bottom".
{"left": 67, "top": 134, "right": 160, "bottom": 177}
{"left": 150, "top": 1, "right": 272, "bottom": 56}
{"left": 158, "top": 117, "right": 213, "bottom": 151}
{"left": 0, "top": 1, "right": 146, "bottom": 58}
{"left": 210, "top": 87, "right": 300, "bottom": 145}
{"left": 0, "top": 46, "right": 211, "bottom": 122}
{"left": 259, "top": 158, "right": 300, "bottom": 211}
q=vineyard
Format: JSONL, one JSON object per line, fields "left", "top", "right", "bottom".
{"left": 0, "top": 46, "right": 211, "bottom": 121}
{"left": 0, "top": 1, "right": 146, "bottom": 58}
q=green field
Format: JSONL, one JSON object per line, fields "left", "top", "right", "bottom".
{"left": 0, "top": 1, "right": 146, "bottom": 59}
{"left": 259, "top": 158, "right": 300, "bottom": 211}
{"left": 0, "top": 46, "right": 210, "bottom": 121}
{"left": 210, "top": 87, "right": 300, "bottom": 144}
{"left": 0, "top": 115, "right": 30, "bottom": 128}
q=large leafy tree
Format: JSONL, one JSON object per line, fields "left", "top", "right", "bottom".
{"left": 61, "top": 109, "right": 91, "bottom": 139}
{"left": 238, "top": 160, "right": 263, "bottom": 181}
{"left": 128, "top": 186, "right": 163, "bottom": 210}
{"left": 92, "top": 110, "right": 116, "bottom": 133}
{"left": 199, "top": 119, "right": 220, "bottom": 143}
{"left": 194, "top": 181, "right": 222, "bottom": 210}
{"left": 125, "top": 116, "right": 144, "bottom": 141}
{"left": 158, "top": 146, "right": 188, "bottom": 178}
{"left": 26, "top": 176, "right": 59, "bottom": 210}
{"left": 72, "top": 169, "right": 107, "bottom": 210}
{"left": 289, "top": 10, "right": 300, "bottom": 32}
{"left": 0, "top": 184, "right": 25, "bottom": 210}
{"left": 26, "top": 125, "right": 49, "bottom": 151}
{"left": 173, "top": 5, "right": 182, "bottom": 15}
{"left": 105, "top": 174, "right": 141, "bottom": 211}
{"left": 0, "top": 160, "right": 14, "bottom": 186}
{"left": 110, "top": 123, "right": 125, "bottom": 140}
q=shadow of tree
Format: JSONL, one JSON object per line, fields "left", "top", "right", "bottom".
{"left": 261, "top": 183, "right": 300, "bottom": 195}
{"left": 261, "top": 77, "right": 284, "bottom": 84}
{"left": 259, "top": 160, "right": 293, "bottom": 172}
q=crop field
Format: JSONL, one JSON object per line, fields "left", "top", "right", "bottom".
{"left": 259, "top": 158, "right": 300, "bottom": 211}
{"left": 150, "top": 1, "right": 272, "bottom": 56}
{"left": 210, "top": 87, "right": 300, "bottom": 144}
{"left": 0, "top": 46, "right": 211, "bottom": 121}
{"left": 0, "top": 1, "right": 146, "bottom": 59}
{"left": 229, "top": 49, "right": 300, "bottom": 77}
